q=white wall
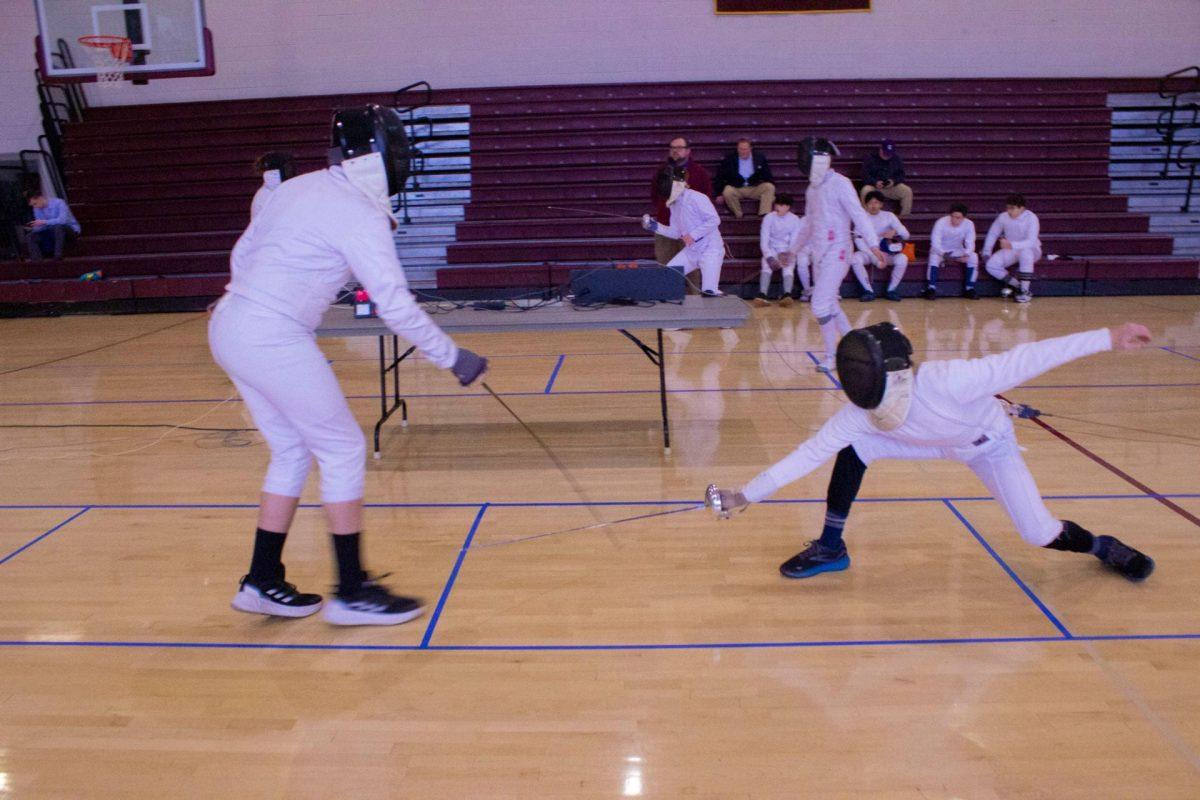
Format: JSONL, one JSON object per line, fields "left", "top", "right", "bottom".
{"left": 3, "top": 0, "right": 1198, "bottom": 153}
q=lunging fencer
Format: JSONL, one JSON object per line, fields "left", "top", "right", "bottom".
{"left": 641, "top": 165, "right": 725, "bottom": 296}
{"left": 983, "top": 193, "right": 1042, "bottom": 303}
{"left": 923, "top": 202, "right": 980, "bottom": 300}
{"left": 850, "top": 190, "right": 911, "bottom": 302}
{"left": 706, "top": 321, "right": 1155, "bottom": 582}
{"left": 210, "top": 105, "right": 488, "bottom": 626}
{"left": 795, "top": 137, "right": 884, "bottom": 372}
{"left": 755, "top": 193, "right": 811, "bottom": 307}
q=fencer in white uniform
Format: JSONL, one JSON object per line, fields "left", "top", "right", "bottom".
{"left": 983, "top": 193, "right": 1042, "bottom": 303}
{"left": 210, "top": 105, "right": 488, "bottom": 627}
{"left": 850, "top": 190, "right": 910, "bottom": 302}
{"left": 795, "top": 138, "right": 882, "bottom": 372}
{"left": 249, "top": 151, "right": 297, "bottom": 219}
{"left": 755, "top": 193, "right": 810, "bottom": 306}
{"left": 924, "top": 202, "right": 979, "bottom": 300}
{"left": 641, "top": 166, "right": 725, "bottom": 296}
{"left": 705, "top": 321, "right": 1156, "bottom": 582}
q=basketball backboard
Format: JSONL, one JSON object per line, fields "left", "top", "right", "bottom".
{"left": 34, "top": 0, "right": 214, "bottom": 83}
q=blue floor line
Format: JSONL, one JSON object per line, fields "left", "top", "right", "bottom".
{"left": 943, "top": 499, "right": 1073, "bottom": 639}
{"left": 0, "top": 507, "right": 90, "bottom": 566}
{"left": 1, "top": 493, "right": 1198, "bottom": 512}
{"left": 543, "top": 355, "right": 566, "bottom": 394}
{"left": 420, "top": 503, "right": 489, "bottom": 648}
{"left": 804, "top": 351, "right": 843, "bottom": 389}
{"left": 3, "top": 632, "right": 1199, "bottom": 655}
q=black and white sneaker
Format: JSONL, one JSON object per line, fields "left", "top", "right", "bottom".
{"left": 323, "top": 576, "right": 425, "bottom": 626}
{"left": 999, "top": 285, "right": 1015, "bottom": 298}
{"left": 231, "top": 572, "right": 323, "bottom": 618}
{"left": 1097, "top": 536, "right": 1155, "bottom": 582}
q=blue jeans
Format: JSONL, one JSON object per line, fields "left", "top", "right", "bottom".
{"left": 27, "top": 224, "right": 76, "bottom": 259}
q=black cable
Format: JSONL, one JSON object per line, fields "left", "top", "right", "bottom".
{"left": 0, "top": 423, "right": 254, "bottom": 432}
{"left": 0, "top": 315, "right": 202, "bottom": 377}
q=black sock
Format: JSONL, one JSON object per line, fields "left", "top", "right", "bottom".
{"left": 1043, "top": 520, "right": 1097, "bottom": 554}
{"left": 819, "top": 446, "right": 867, "bottom": 550}
{"left": 332, "top": 532, "right": 364, "bottom": 597}
{"left": 248, "top": 527, "right": 287, "bottom": 582}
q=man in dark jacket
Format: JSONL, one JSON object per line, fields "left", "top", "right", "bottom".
{"left": 859, "top": 139, "right": 913, "bottom": 216}
{"left": 714, "top": 138, "right": 775, "bottom": 218}
{"left": 651, "top": 136, "right": 713, "bottom": 264}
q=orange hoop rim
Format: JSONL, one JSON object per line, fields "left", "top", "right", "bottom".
{"left": 78, "top": 34, "right": 133, "bottom": 62}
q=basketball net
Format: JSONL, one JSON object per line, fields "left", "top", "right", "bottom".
{"left": 78, "top": 35, "right": 132, "bottom": 87}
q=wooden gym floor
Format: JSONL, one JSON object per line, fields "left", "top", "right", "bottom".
{"left": 1, "top": 294, "right": 1199, "bottom": 798}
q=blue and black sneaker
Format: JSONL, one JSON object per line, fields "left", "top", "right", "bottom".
{"left": 779, "top": 540, "right": 851, "bottom": 579}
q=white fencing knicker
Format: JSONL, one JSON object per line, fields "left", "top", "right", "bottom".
{"left": 811, "top": 241, "right": 854, "bottom": 365}
{"left": 209, "top": 294, "right": 367, "bottom": 504}
{"left": 667, "top": 232, "right": 725, "bottom": 294}
{"left": 851, "top": 431, "right": 1062, "bottom": 546}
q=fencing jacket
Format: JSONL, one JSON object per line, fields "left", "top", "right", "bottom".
{"left": 855, "top": 210, "right": 909, "bottom": 251}
{"left": 741, "top": 328, "right": 1113, "bottom": 502}
{"left": 760, "top": 211, "right": 808, "bottom": 258}
{"left": 655, "top": 188, "right": 724, "bottom": 248}
{"left": 930, "top": 215, "right": 978, "bottom": 257}
{"left": 225, "top": 167, "right": 458, "bottom": 369}
{"left": 983, "top": 210, "right": 1041, "bottom": 257}
{"left": 802, "top": 171, "right": 880, "bottom": 256}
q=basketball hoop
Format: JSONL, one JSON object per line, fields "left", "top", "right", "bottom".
{"left": 78, "top": 35, "right": 133, "bottom": 86}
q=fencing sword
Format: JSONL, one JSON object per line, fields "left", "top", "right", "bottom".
{"left": 545, "top": 205, "right": 641, "bottom": 220}
{"left": 470, "top": 504, "right": 704, "bottom": 550}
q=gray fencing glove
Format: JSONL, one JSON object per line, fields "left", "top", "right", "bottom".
{"left": 452, "top": 348, "right": 488, "bottom": 386}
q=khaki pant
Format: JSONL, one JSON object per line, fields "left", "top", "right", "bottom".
{"left": 859, "top": 182, "right": 913, "bottom": 216}
{"left": 722, "top": 183, "right": 775, "bottom": 217}
{"left": 654, "top": 233, "right": 684, "bottom": 265}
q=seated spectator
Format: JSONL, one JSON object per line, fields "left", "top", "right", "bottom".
{"left": 714, "top": 138, "right": 775, "bottom": 218}
{"left": 983, "top": 193, "right": 1042, "bottom": 304}
{"left": 859, "top": 139, "right": 913, "bottom": 216}
{"left": 20, "top": 189, "right": 80, "bottom": 261}
{"left": 849, "top": 191, "right": 910, "bottom": 302}
{"left": 755, "top": 193, "right": 810, "bottom": 307}
{"left": 923, "top": 202, "right": 980, "bottom": 300}
{"left": 651, "top": 136, "right": 713, "bottom": 265}
{"left": 251, "top": 152, "right": 298, "bottom": 219}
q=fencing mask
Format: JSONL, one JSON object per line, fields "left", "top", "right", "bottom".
{"left": 655, "top": 164, "right": 688, "bottom": 206}
{"left": 836, "top": 322, "right": 915, "bottom": 431}
{"left": 796, "top": 137, "right": 840, "bottom": 185}
{"left": 330, "top": 104, "right": 412, "bottom": 218}
{"left": 256, "top": 152, "right": 298, "bottom": 190}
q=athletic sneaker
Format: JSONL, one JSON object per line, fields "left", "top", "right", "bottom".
{"left": 779, "top": 540, "right": 851, "bottom": 579}
{"left": 920, "top": 287, "right": 937, "bottom": 300}
{"left": 777, "top": 295, "right": 795, "bottom": 308}
{"left": 1015, "top": 291, "right": 1033, "bottom": 304}
{"left": 1000, "top": 286, "right": 1015, "bottom": 298}
{"left": 963, "top": 287, "right": 978, "bottom": 300}
{"left": 859, "top": 291, "right": 876, "bottom": 302}
{"left": 231, "top": 571, "right": 323, "bottom": 618}
{"left": 1097, "top": 536, "right": 1155, "bottom": 582}
{"left": 815, "top": 360, "right": 835, "bottom": 374}
{"left": 323, "top": 576, "right": 425, "bottom": 626}
{"left": 701, "top": 289, "right": 725, "bottom": 298}
{"left": 885, "top": 290, "right": 902, "bottom": 302}
{"left": 752, "top": 294, "right": 771, "bottom": 307}
{"left": 799, "top": 290, "right": 812, "bottom": 303}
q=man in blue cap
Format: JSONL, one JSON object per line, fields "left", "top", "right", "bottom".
{"left": 859, "top": 139, "right": 913, "bottom": 217}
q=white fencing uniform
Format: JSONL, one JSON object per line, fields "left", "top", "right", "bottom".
{"left": 209, "top": 167, "right": 459, "bottom": 504}
{"left": 250, "top": 183, "right": 275, "bottom": 219}
{"left": 741, "top": 328, "right": 1113, "bottom": 545}
{"left": 850, "top": 210, "right": 910, "bottom": 294}
{"left": 656, "top": 188, "right": 725, "bottom": 294}
{"left": 927, "top": 215, "right": 979, "bottom": 288}
{"left": 801, "top": 170, "right": 880, "bottom": 364}
{"left": 759, "top": 211, "right": 809, "bottom": 296}
{"left": 983, "top": 209, "right": 1042, "bottom": 292}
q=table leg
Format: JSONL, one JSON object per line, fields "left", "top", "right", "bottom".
{"left": 373, "top": 335, "right": 415, "bottom": 459}
{"left": 617, "top": 328, "right": 671, "bottom": 454}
